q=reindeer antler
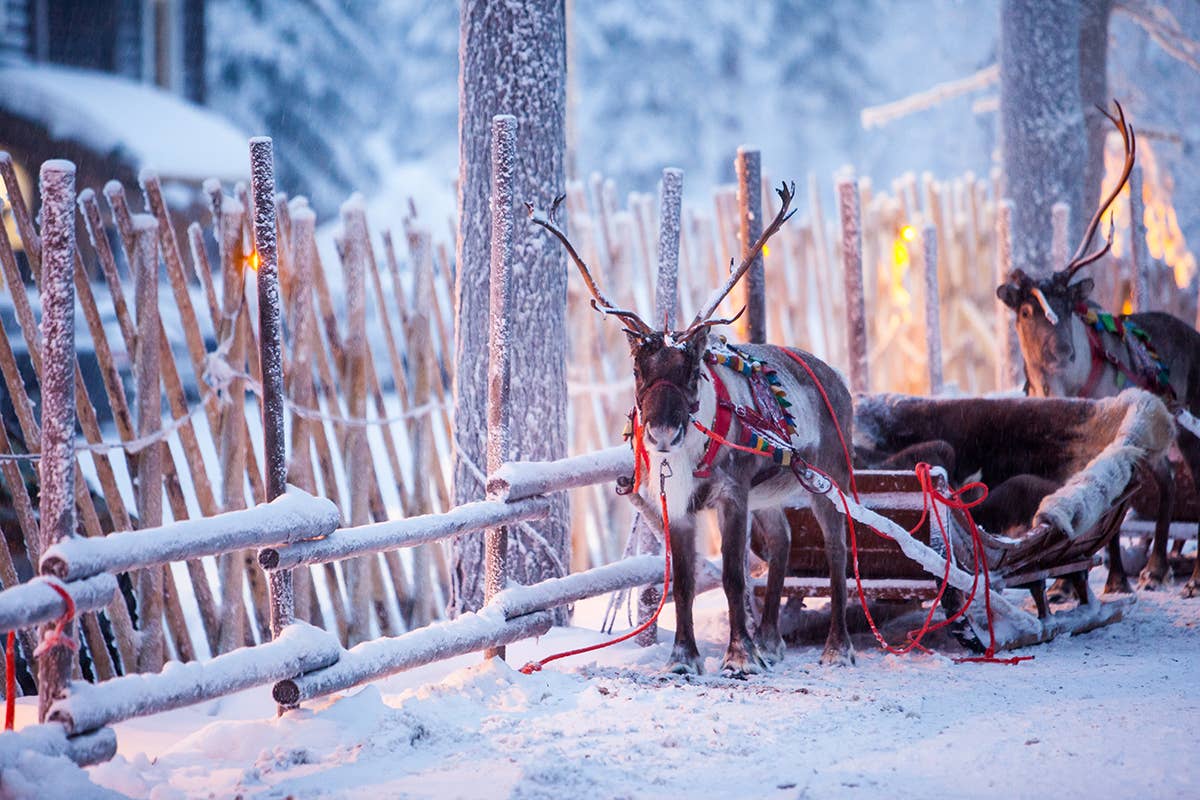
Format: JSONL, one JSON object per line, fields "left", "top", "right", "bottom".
{"left": 1063, "top": 100, "right": 1135, "bottom": 279}
{"left": 527, "top": 196, "right": 653, "bottom": 334}
{"left": 680, "top": 182, "right": 797, "bottom": 339}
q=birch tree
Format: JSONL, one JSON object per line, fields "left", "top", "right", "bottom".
{"left": 452, "top": 0, "right": 569, "bottom": 620}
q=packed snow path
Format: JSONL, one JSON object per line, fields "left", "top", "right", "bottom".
{"left": 10, "top": 573, "right": 1199, "bottom": 799}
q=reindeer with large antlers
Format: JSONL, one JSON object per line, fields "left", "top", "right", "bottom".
{"left": 531, "top": 184, "right": 857, "bottom": 675}
{"left": 997, "top": 101, "right": 1200, "bottom": 598}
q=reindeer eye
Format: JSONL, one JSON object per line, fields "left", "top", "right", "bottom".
{"left": 1020, "top": 305, "right": 1033, "bottom": 319}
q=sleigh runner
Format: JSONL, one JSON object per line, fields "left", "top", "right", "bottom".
{"left": 765, "top": 389, "right": 1172, "bottom": 653}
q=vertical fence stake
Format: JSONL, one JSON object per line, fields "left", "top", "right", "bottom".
{"left": 634, "top": 166, "right": 683, "bottom": 646}
{"left": 922, "top": 225, "right": 944, "bottom": 395}
{"left": 36, "top": 159, "right": 76, "bottom": 722}
{"left": 837, "top": 176, "right": 869, "bottom": 394}
{"left": 995, "top": 199, "right": 1022, "bottom": 390}
{"left": 250, "top": 138, "right": 293, "bottom": 647}
{"left": 484, "top": 115, "right": 517, "bottom": 660}
{"left": 132, "top": 213, "right": 166, "bottom": 672}
{"left": 1129, "top": 165, "right": 1151, "bottom": 312}
{"left": 736, "top": 148, "right": 765, "bottom": 343}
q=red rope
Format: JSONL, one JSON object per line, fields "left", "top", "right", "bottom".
{"left": 779, "top": 350, "right": 859, "bottom": 500}
{"left": 521, "top": 457, "right": 673, "bottom": 675}
{"left": 32, "top": 581, "right": 78, "bottom": 659}
{"left": 4, "top": 631, "right": 14, "bottom": 730}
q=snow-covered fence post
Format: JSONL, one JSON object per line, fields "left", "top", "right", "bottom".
{"left": 922, "top": 225, "right": 943, "bottom": 395}
{"left": 36, "top": 159, "right": 76, "bottom": 723}
{"left": 995, "top": 199, "right": 1022, "bottom": 390}
{"left": 454, "top": 0, "right": 568, "bottom": 619}
{"left": 484, "top": 115, "right": 517, "bottom": 660}
{"left": 340, "top": 196, "right": 375, "bottom": 646}
{"left": 837, "top": 176, "right": 869, "bottom": 393}
{"left": 635, "top": 166, "right": 684, "bottom": 645}
{"left": 250, "top": 137, "right": 293, "bottom": 644}
{"left": 737, "top": 148, "right": 765, "bottom": 343}
{"left": 1129, "top": 165, "right": 1152, "bottom": 312}
{"left": 132, "top": 214, "right": 166, "bottom": 673}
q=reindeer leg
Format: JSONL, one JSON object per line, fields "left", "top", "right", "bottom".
{"left": 813, "top": 494, "right": 855, "bottom": 666}
{"left": 664, "top": 518, "right": 702, "bottom": 675}
{"left": 1174, "top": 434, "right": 1200, "bottom": 598}
{"left": 718, "top": 491, "right": 766, "bottom": 678}
{"left": 1138, "top": 454, "right": 1174, "bottom": 591}
{"left": 750, "top": 508, "right": 789, "bottom": 665}
{"left": 1103, "top": 534, "right": 1132, "bottom": 595}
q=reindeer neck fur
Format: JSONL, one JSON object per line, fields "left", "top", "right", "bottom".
{"left": 642, "top": 341, "right": 830, "bottom": 521}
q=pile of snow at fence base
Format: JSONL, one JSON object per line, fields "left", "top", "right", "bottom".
{"left": 6, "top": 570, "right": 1199, "bottom": 799}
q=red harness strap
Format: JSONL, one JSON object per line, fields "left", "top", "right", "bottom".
{"left": 693, "top": 364, "right": 733, "bottom": 478}
{"left": 1079, "top": 323, "right": 1110, "bottom": 398}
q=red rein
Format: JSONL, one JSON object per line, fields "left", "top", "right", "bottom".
{"left": 5, "top": 581, "right": 78, "bottom": 730}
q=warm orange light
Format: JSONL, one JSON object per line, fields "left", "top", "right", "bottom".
{"left": 893, "top": 241, "right": 909, "bottom": 267}
{"left": 900, "top": 225, "right": 917, "bottom": 242}
{"left": 246, "top": 250, "right": 260, "bottom": 272}
{"left": 762, "top": 245, "right": 771, "bottom": 258}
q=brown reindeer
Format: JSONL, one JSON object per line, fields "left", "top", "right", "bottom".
{"left": 996, "top": 101, "right": 1200, "bottom": 598}
{"left": 530, "top": 185, "right": 856, "bottom": 676}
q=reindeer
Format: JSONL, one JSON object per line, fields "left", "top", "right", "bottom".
{"left": 996, "top": 101, "right": 1200, "bottom": 598}
{"left": 530, "top": 184, "right": 856, "bottom": 676}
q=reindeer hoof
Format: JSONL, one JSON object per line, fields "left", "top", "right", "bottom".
{"left": 819, "top": 643, "right": 856, "bottom": 667}
{"left": 1182, "top": 579, "right": 1199, "bottom": 599}
{"left": 663, "top": 648, "right": 703, "bottom": 676}
{"left": 1137, "top": 568, "right": 1166, "bottom": 591}
{"left": 720, "top": 652, "right": 766, "bottom": 680}
{"left": 756, "top": 632, "right": 786, "bottom": 666}
{"left": 1103, "top": 575, "right": 1133, "bottom": 595}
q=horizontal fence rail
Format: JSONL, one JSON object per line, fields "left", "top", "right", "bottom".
{"left": 258, "top": 496, "right": 552, "bottom": 570}
{"left": 0, "top": 575, "right": 117, "bottom": 635}
{"left": 40, "top": 489, "right": 341, "bottom": 581}
{"left": 0, "top": 724, "right": 117, "bottom": 769}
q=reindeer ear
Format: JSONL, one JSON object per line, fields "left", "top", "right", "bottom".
{"left": 686, "top": 325, "right": 711, "bottom": 355}
{"left": 1068, "top": 278, "right": 1094, "bottom": 303}
{"left": 996, "top": 282, "right": 1021, "bottom": 309}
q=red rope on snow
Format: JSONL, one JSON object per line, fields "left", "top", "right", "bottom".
{"left": 520, "top": 456, "right": 673, "bottom": 675}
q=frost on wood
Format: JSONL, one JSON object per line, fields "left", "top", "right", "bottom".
{"left": 486, "top": 445, "right": 633, "bottom": 503}
{"left": 921, "top": 225, "right": 943, "bottom": 394}
{"left": 0, "top": 574, "right": 116, "bottom": 635}
{"left": 40, "top": 488, "right": 340, "bottom": 581}
{"left": 655, "top": 167, "right": 683, "bottom": 329}
{"left": 261, "top": 497, "right": 552, "bottom": 571}
{"left": 485, "top": 114, "right": 518, "bottom": 619}
{"left": 492, "top": 554, "right": 664, "bottom": 620}
{"left": 276, "top": 609, "right": 554, "bottom": 704}
{"left": 1128, "top": 166, "right": 1152, "bottom": 312}
{"left": 454, "top": 0, "right": 568, "bottom": 619}
{"left": 999, "top": 0, "right": 1086, "bottom": 274}
{"left": 837, "top": 176, "right": 869, "bottom": 393}
{"left": 37, "top": 158, "right": 76, "bottom": 724}
{"left": 48, "top": 622, "right": 340, "bottom": 735}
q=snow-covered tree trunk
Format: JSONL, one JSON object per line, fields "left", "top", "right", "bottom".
{"left": 36, "top": 160, "right": 76, "bottom": 723}
{"left": 1079, "top": 0, "right": 1113, "bottom": 216}
{"left": 453, "top": 0, "right": 568, "bottom": 621}
{"left": 1000, "top": 0, "right": 1087, "bottom": 274}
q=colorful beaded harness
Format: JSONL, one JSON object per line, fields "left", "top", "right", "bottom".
{"left": 1076, "top": 304, "right": 1174, "bottom": 401}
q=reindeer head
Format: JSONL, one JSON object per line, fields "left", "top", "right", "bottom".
{"left": 996, "top": 101, "right": 1134, "bottom": 381}
{"left": 529, "top": 183, "right": 795, "bottom": 455}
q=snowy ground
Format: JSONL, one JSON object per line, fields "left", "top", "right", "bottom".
{"left": 10, "top": 571, "right": 1200, "bottom": 799}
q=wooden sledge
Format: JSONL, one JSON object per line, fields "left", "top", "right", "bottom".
{"left": 766, "top": 389, "right": 1174, "bottom": 652}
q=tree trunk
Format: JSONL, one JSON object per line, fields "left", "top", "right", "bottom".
{"left": 1000, "top": 0, "right": 1087, "bottom": 276}
{"left": 1079, "top": 0, "right": 1113, "bottom": 223}
{"left": 453, "top": 0, "right": 568, "bottom": 621}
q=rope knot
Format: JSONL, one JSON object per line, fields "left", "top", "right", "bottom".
{"left": 32, "top": 580, "right": 78, "bottom": 658}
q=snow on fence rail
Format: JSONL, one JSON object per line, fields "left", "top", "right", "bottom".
{"left": 0, "top": 575, "right": 117, "bottom": 635}
{"left": 40, "top": 489, "right": 341, "bottom": 582}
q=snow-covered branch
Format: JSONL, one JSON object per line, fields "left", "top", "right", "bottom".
{"left": 1116, "top": 0, "right": 1200, "bottom": 74}
{"left": 861, "top": 64, "right": 999, "bottom": 130}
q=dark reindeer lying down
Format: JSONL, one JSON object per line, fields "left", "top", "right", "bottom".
{"left": 854, "top": 392, "right": 1168, "bottom": 594}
